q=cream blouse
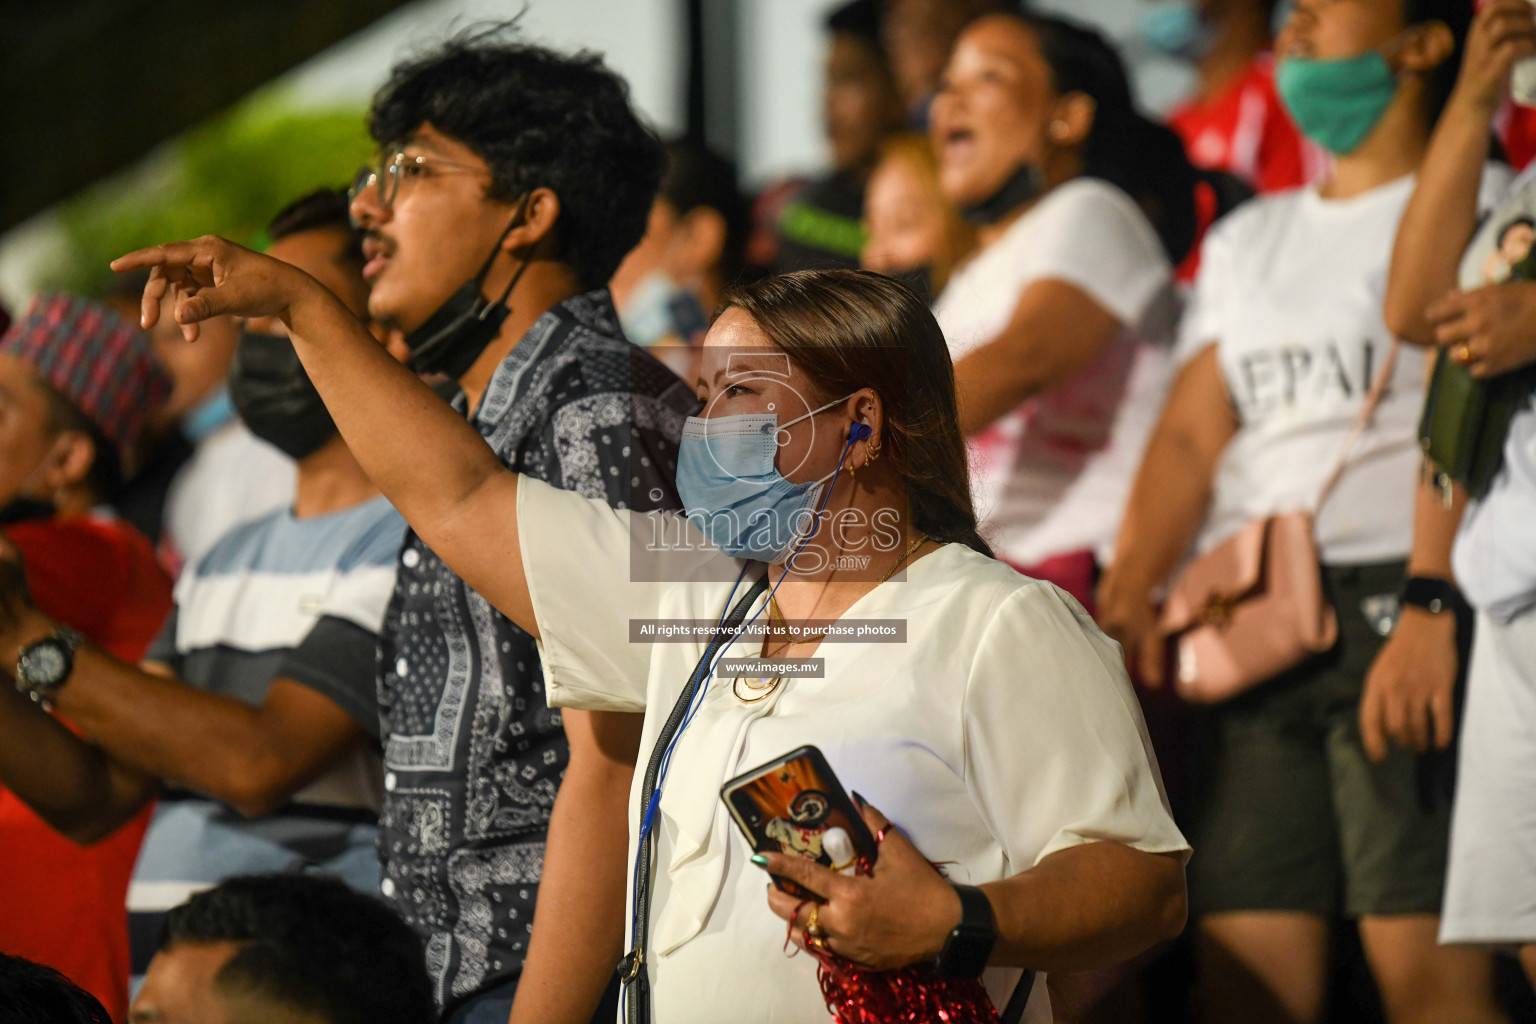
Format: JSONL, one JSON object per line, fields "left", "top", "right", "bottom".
{"left": 517, "top": 475, "right": 1189, "bottom": 1024}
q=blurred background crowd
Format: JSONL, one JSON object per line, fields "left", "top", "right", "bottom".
{"left": 3, "top": 0, "right": 1536, "bottom": 1022}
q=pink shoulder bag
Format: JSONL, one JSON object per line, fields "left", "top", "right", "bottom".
{"left": 1158, "top": 342, "right": 1399, "bottom": 704}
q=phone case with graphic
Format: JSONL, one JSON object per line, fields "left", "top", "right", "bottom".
{"left": 720, "top": 744, "right": 879, "bottom": 899}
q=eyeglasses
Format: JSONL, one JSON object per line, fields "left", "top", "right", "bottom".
{"left": 348, "top": 150, "right": 491, "bottom": 208}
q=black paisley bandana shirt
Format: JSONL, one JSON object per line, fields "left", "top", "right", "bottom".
{"left": 375, "top": 290, "right": 697, "bottom": 1007}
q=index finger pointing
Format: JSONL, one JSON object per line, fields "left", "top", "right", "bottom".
{"left": 110, "top": 243, "right": 174, "bottom": 274}
{"left": 110, "top": 237, "right": 222, "bottom": 275}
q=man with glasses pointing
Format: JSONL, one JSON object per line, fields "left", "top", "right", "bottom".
{"left": 346, "top": 28, "right": 696, "bottom": 1024}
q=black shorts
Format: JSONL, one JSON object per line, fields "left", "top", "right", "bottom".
{"left": 1187, "top": 561, "right": 1455, "bottom": 919}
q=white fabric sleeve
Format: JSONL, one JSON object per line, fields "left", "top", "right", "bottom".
{"left": 963, "top": 581, "right": 1190, "bottom": 869}
{"left": 518, "top": 473, "right": 668, "bottom": 712}
{"left": 1477, "top": 162, "right": 1516, "bottom": 216}
{"left": 1174, "top": 213, "right": 1234, "bottom": 366}
{"left": 1020, "top": 180, "right": 1173, "bottom": 329}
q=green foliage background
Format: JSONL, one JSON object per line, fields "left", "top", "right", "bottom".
{"left": 41, "top": 94, "right": 372, "bottom": 297}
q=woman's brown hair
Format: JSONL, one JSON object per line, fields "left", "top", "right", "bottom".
{"left": 723, "top": 269, "right": 992, "bottom": 557}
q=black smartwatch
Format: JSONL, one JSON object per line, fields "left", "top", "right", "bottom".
{"left": 1399, "top": 576, "right": 1470, "bottom": 622}
{"left": 934, "top": 883, "right": 997, "bottom": 978}
{"left": 15, "top": 626, "right": 84, "bottom": 705}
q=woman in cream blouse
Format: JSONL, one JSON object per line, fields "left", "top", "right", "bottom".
{"left": 114, "top": 235, "right": 1189, "bottom": 1022}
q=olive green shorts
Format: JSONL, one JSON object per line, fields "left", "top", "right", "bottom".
{"left": 1187, "top": 561, "right": 1455, "bottom": 919}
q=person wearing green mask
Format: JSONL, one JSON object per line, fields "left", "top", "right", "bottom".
{"left": 1097, "top": 0, "right": 1516, "bottom": 1019}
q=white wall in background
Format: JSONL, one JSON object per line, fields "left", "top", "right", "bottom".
{"left": 738, "top": 0, "right": 841, "bottom": 187}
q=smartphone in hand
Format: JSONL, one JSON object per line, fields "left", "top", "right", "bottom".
{"left": 720, "top": 745, "right": 879, "bottom": 899}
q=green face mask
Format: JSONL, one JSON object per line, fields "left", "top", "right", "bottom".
{"left": 1276, "top": 51, "right": 1399, "bottom": 155}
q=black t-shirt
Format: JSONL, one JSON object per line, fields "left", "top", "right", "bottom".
{"left": 112, "top": 430, "right": 195, "bottom": 544}
{"left": 771, "top": 172, "right": 867, "bottom": 274}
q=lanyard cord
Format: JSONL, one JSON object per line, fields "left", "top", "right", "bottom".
{"left": 621, "top": 430, "right": 861, "bottom": 1022}
{"left": 642, "top": 429, "right": 860, "bottom": 836}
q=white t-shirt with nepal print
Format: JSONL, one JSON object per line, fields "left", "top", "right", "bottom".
{"left": 933, "top": 177, "right": 1178, "bottom": 568}
{"left": 517, "top": 474, "right": 1189, "bottom": 1024}
{"left": 1178, "top": 169, "right": 1510, "bottom": 565}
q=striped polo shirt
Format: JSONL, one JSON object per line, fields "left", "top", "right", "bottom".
{"left": 127, "top": 495, "right": 404, "bottom": 969}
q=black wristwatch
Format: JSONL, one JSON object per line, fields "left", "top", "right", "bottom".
{"left": 1399, "top": 576, "right": 1470, "bottom": 622}
{"left": 15, "top": 626, "right": 84, "bottom": 704}
{"left": 934, "top": 883, "right": 997, "bottom": 978}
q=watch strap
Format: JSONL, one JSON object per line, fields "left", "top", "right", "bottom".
{"left": 934, "top": 882, "right": 997, "bottom": 978}
{"left": 1400, "top": 576, "right": 1470, "bottom": 620}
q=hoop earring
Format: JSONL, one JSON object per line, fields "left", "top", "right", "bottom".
{"left": 862, "top": 437, "right": 881, "bottom": 468}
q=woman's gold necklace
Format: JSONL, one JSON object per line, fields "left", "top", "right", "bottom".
{"left": 732, "top": 533, "right": 930, "bottom": 704}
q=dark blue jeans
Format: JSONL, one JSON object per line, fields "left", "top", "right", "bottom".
{"left": 442, "top": 978, "right": 518, "bottom": 1024}
{"left": 442, "top": 975, "right": 621, "bottom": 1024}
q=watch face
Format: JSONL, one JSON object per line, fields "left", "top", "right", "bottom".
{"left": 23, "top": 642, "right": 68, "bottom": 687}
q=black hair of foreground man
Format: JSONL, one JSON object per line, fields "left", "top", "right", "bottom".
{"left": 0, "top": 954, "right": 111, "bottom": 1024}
{"left": 155, "top": 874, "right": 435, "bottom": 1024}
{"left": 369, "top": 22, "right": 664, "bottom": 290}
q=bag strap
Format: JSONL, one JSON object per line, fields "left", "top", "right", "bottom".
{"left": 1000, "top": 969, "right": 1037, "bottom": 1024}
{"left": 621, "top": 572, "right": 770, "bottom": 1024}
{"left": 1313, "top": 338, "right": 1400, "bottom": 515}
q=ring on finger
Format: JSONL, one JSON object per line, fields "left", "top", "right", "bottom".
{"left": 1455, "top": 343, "right": 1473, "bottom": 364}
{"left": 806, "top": 902, "right": 826, "bottom": 939}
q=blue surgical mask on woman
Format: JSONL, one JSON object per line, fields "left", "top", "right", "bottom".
{"left": 1276, "top": 49, "right": 1399, "bottom": 155}
{"left": 676, "top": 393, "right": 857, "bottom": 563}
{"left": 181, "top": 387, "right": 235, "bottom": 443}
{"left": 1139, "top": 3, "right": 1214, "bottom": 61}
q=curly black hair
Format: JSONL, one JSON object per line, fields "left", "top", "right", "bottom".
{"left": 0, "top": 954, "right": 111, "bottom": 1024}
{"left": 369, "top": 23, "right": 664, "bottom": 290}
{"left": 158, "top": 874, "right": 434, "bottom": 1024}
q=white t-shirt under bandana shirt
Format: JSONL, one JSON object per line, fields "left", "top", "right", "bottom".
{"left": 934, "top": 178, "right": 1178, "bottom": 567}
{"left": 1178, "top": 168, "right": 1510, "bottom": 565}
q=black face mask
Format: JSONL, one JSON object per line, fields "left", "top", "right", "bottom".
{"left": 0, "top": 498, "right": 55, "bottom": 524}
{"left": 402, "top": 199, "right": 531, "bottom": 379}
{"left": 960, "top": 164, "right": 1045, "bottom": 225}
{"left": 887, "top": 265, "right": 935, "bottom": 307}
{"left": 229, "top": 331, "right": 337, "bottom": 461}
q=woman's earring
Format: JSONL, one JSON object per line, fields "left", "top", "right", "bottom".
{"left": 862, "top": 437, "right": 881, "bottom": 468}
